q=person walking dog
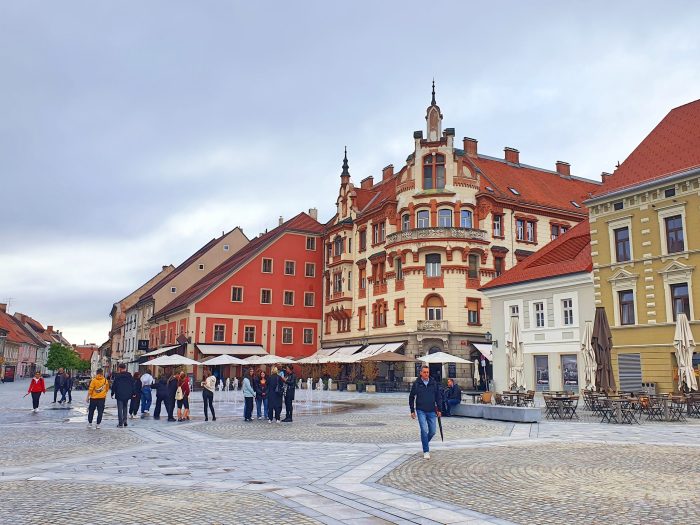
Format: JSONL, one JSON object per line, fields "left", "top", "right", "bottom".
{"left": 409, "top": 365, "right": 442, "bottom": 459}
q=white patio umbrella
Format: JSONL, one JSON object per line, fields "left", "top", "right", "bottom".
{"left": 473, "top": 358, "right": 481, "bottom": 384}
{"left": 142, "top": 355, "right": 201, "bottom": 367}
{"left": 416, "top": 351, "right": 471, "bottom": 364}
{"left": 674, "top": 313, "right": 698, "bottom": 391}
{"left": 506, "top": 316, "right": 525, "bottom": 390}
{"left": 581, "top": 320, "right": 597, "bottom": 390}
{"left": 243, "top": 354, "right": 295, "bottom": 366}
{"left": 202, "top": 355, "right": 247, "bottom": 366}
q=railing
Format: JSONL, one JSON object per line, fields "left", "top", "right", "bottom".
{"left": 386, "top": 227, "right": 487, "bottom": 245}
{"left": 417, "top": 320, "right": 449, "bottom": 331}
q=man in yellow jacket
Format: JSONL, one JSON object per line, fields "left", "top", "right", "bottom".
{"left": 86, "top": 368, "right": 109, "bottom": 430}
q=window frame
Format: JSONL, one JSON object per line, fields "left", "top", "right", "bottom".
{"left": 401, "top": 214, "right": 410, "bottom": 232}
{"left": 422, "top": 153, "right": 446, "bottom": 190}
{"left": 213, "top": 324, "right": 225, "bottom": 343}
{"left": 670, "top": 282, "right": 690, "bottom": 321}
{"left": 305, "top": 262, "right": 315, "bottom": 278}
{"left": 304, "top": 291, "right": 315, "bottom": 307}
{"left": 243, "top": 326, "right": 256, "bottom": 343}
{"left": 303, "top": 328, "right": 314, "bottom": 345}
{"left": 281, "top": 327, "right": 293, "bottom": 344}
{"left": 614, "top": 227, "right": 631, "bottom": 262}
{"left": 283, "top": 290, "right": 295, "bottom": 306}
{"left": 260, "top": 288, "right": 272, "bottom": 304}
{"left": 618, "top": 290, "right": 636, "bottom": 326}
{"left": 261, "top": 258, "right": 273, "bottom": 273}
{"left": 231, "top": 286, "right": 244, "bottom": 303}
{"left": 438, "top": 208, "right": 452, "bottom": 227}
{"left": 284, "top": 260, "right": 296, "bottom": 276}
{"left": 425, "top": 253, "right": 441, "bottom": 278}
{"left": 306, "top": 236, "right": 316, "bottom": 251}
{"left": 460, "top": 209, "right": 473, "bottom": 229}
{"left": 416, "top": 210, "right": 430, "bottom": 228}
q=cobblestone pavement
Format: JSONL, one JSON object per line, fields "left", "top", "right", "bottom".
{"left": 2, "top": 378, "right": 700, "bottom": 525}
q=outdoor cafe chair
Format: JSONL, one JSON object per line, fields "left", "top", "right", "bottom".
{"left": 524, "top": 390, "right": 536, "bottom": 407}
{"left": 645, "top": 396, "right": 666, "bottom": 421}
{"left": 669, "top": 397, "right": 687, "bottom": 422}
{"left": 598, "top": 398, "right": 617, "bottom": 423}
{"left": 543, "top": 395, "right": 559, "bottom": 419}
{"left": 561, "top": 396, "right": 579, "bottom": 420}
{"left": 620, "top": 399, "right": 640, "bottom": 424}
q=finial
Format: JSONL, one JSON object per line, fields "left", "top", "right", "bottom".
{"left": 431, "top": 79, "right": 436, "bottom": 106}
{"left": 341, "top": 146, "right": 350, "bottom": 178}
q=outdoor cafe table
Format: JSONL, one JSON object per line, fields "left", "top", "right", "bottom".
{"left": 550, "top": 394, "right": 577, "bottom": 419}
{"left": 605, "top": 397, "right": 639, "bottom": 424}
{"left": 502, "top": 392, "right": 528, "bottom": 407}
{"left": 462, "top": 391, "right": 484, "bottom": 404}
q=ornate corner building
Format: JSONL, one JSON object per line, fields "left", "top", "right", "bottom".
{"left": 322, "top": 85, "right": 601, "bottom": 382}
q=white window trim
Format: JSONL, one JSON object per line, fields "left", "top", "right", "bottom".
{"left": 609, "top": 270, "right": 639, "bottom": 326}
{"left": 231, "top": 286, "right": 244, "bottom": 303}
{"left": 438, "top": 208, "right": 453, "bottom": 227}
{"left": 660, "top": 262, "right": 695, "bottom": 322}
{"left": 213, "top": 324, "right": 226, "bottom": 343}
{"left": 304, "top": 292, "right": 315, "bottom": 307}
{"left": 607, "top": 215, "right": 634, "bottom": 265}
{"left": 528, "top": 299, "right": 548, "bottom": 329}
{"left": 223, "top": 244, "right": 230, "bottom": 251}
{"left": 283, "top": 290, "right": 295, "bottom": 306}
{"left": 306, "top": 236, "right": 316, "bottom": 251}
{"left": 284, "top": 260, "right": 296, "bottom": 276}
{"left": 656, "top": 202, "right": 687, "bottom": 256}
{"left": 305, "top": 262, "right": 316, "bottom": 278}
{"left": 552, "top": 293, "right": 579, "bottom": 329}
{"left": 416, "top": 209, "right": 430, "bottom": 228}
{"left": 260, "top": 288, "right": 272, "bottom": 304}
{"left": 198, "top": 264, "right": 205, "bottom": 271}
{"left": 281, "top": 327, "right": 293, "bottom": 344}
{"left": 261, "top": 258, "right": 273, "bottom": 273}
{"left": 243, "top": 325, "right": 256, "bottom": 343}
{"left": 303, "top": 328, "right": 314, "bottom": 345}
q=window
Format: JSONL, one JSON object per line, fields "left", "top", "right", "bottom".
{"left": 304, "top": 292, "right": 315, "bottom": 307}
{"left": 562, "top": 298, "right": 573, "bottom": 326}
{"left": 561, "top": 226, "right": 568, "bottom": 235}
{"left": 494, "top": 257, "right": 504, "bottom": 277}
{"left": 671, "top": 283, "right": 690, "bottom": 321}
{"left": 348, "top": 271, "right": 352, "bottom": 290}
{"left": 223, "top": 244, "right": 230, "bottom": 251}
{"left": 423, "top": 153, "right": 446, "bottom": 190}
{"left": 534, "top": 302, "right": 545, "bottom": 328}
{"left": 571, "top": 201, "right": 581, "bottom": 208}
{"left": 509, "top": 187, "right": 520, "bottom": 195}
{"left": 283, "top": 291, "right": 294, "bottom": 306}
{"left": 425, "top": 254, "right": 441, "bottom": 277}
{"left": 510, "top": 305, "right": 519, "bottom": 317}
{"left": 417, "top": 210, "right": 430, "bottom": 228}
{"left": 460, "top": 209, "right": 473, "bottom": 229}
{"left": 438, "top": 209, "right": 452, "bottom": 227}
{"left": 426, "top": 296, "right": 443, "bottom": 321}
{"left": 213, "top": 324, "right": 225, "bottom": 342}
{"left": 395, "top": 300, "right": 405, "bottom": 325}
{"left": 526, "top": 221, "right": 535, "bottom": 242}
{"left": 231, "top": 286, "right": 243, "bottom": 302}
{"left": 244, "top": 326, "right": 256, "bottom": 343}
{"left": 170, "top": 287, "right": 177, "bottom": 293}
{"left": 282, "top": 260, "right": 295, "bottom": 275}
{"left": 665, "top": 215, "right": 685, "bottom": 253}
{"left": 359, "top": 230, "right": 366, "bottom": 251}
{"left": 303, "top": 328, "right": 313, "bottom": 345}
{"left": 664, "top": 187, "right": 676, "bottom": 198}
{"left": 261, "top": 289, "right": 272, "bottom": 304}
{"left": 306, "top": 237, "right": 316, "bottom": 250}
{"left": 613, "top": 201, "right": 624, "bottom": 211}
{"left": 467, "top": 298, "right": 480, "bottom": 325}
{"left": 333, "top": 272, "right": 342, "bottom": 293}
{"left": 468, "top": 254, "right": 479, "bottom": 279}
{"left": 516, "top": 219, "right": 525, "bottom": 241}
{"left": 551, "top": 225, "right": 560, "bottom": 240}
{"left": 282, "top": 327, "right": 293, "bottom": 344}
{"left": 358, "top": 306, "right": 366, "bottom": 330}
{"left": 619, "top": 290, "right": 635, "bottom": 325}
{"left": 493, "top": 215, "right": 502, "bottom": 237}
{"left": 333, "top": 236, "right": 343, "bottom": 256}
{"left": 402, "top": 214, "right": 410, "bottom": 231}
{"left": 305, "top": 263, "right": 315, "bottom": 277}
{"left": 372, "top": 222, "right": 386, "bottom": 244}
{"left": 262, "top": 258, "right": 273, "bottom": 273}
{"left": 395, "top": 258, "right": 403, "bottom": 281}
{"left": 373, "top": 301, "right": 388, "bottom": 327}
{"left": 359, "top": 268, "right": 366, "bottom": 290}
{"left": 614, "top": 227, "right": 631, "bottom": 262}
{"left": 198, "top": 264, "right": 205, "bottom": 271}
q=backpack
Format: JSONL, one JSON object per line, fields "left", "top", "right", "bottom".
{"left": 175, "top": 386, "right": 184, "bottom": 401}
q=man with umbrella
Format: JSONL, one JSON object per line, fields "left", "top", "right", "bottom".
{"left": 409, "top": 365, "right": 442, "bottom": 459}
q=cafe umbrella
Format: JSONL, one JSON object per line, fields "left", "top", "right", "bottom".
{"left": 581, "top": 320, "right": 597, "bottom": 391}
{"left": 473, "top": 358, "right": 481, "bottom": 388}
{"left": 592, "top": 307, "right": 616, "bottom": 392}
{"left": 506, "top": 316, "right": 525, "bottom": 390}
{"left": 674, "top": 313, "right": 698, "bottom": 392}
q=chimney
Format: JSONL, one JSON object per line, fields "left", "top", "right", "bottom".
{"left": 278, "top": 216, "right": 284, "bottom": 226}
{"left": 360, "top": 176, "right": 374, "bottom": 189}
{"left": 382, "top": 164, "right": 394, "bottom": 181}
{"left": 601, "top": 171, "right": 612, "bottom": 183}
{"left": 556, "top": 161, "right": 571, "bottom": 178}
{"left": 0, "top": 303, "right": 6, "bottom": 313}
{"left": 308, "top": 208, "right": 318, "bottom": 220}
{"left": 463, "top": 137, "right": 478, "bottom": 157}
{"left": 504, "top": 147, "right": 520, "bottom": 164}
{"left": 162, "top": 265, "right": 168, "bottom": 271}
{"left": 47, "top": 325, "right": 53, "bottom": 333}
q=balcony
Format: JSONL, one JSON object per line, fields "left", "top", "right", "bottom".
{"left": 386, "top": 227, "right": 487, "bottom": 246}
{"left": 417, "top": 320, "right": 449, "bottom": 331}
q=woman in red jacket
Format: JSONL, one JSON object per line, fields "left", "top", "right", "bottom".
{"left": 27, "top": 371, "right": 46, "bottom": 412}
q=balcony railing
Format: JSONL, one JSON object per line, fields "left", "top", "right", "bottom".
{"left": 386, "top": 227, "right": 487, "bottom": 245}
{"left": 417, "top": 320, "right": 449, "bottom": 331}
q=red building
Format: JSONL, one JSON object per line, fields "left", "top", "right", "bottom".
{"left": 147, "top": 212, "right": 324, "bottom": 378}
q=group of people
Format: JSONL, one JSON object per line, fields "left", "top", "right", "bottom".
{"left": 242, "top": 364, "right": 296, "bottom": 423}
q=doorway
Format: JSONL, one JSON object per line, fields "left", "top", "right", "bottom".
{"left": 428, "top": 346, "right": 442, "bottom": 382}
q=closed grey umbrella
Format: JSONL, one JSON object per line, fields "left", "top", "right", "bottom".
{"left": 581, "top": 321, "right": 596, "bottom": 390}
{"left": 592, "top": 307, "right": 616, "bottom": 392}
{"left": 674, "top": 313, "right": 698, "bottom": 392}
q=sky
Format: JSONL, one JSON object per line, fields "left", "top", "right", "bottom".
{"left": 1, "top": 1, "right": 699, "bottom": 345}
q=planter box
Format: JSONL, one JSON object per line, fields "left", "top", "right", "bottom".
{"left": 365, "top": 384, "right": 376, "bottom": 393}
{"left": 328, "top": 383, "right": 338, "bottom": 391}
{"left": 346, "top": 383, "right": 357, "bottom": 392}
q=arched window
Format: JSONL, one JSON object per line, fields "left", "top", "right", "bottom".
{"left": 416, "top": 210, "right": 430, "bottom": 228}
{"left": 468, "top": 253, "right": 479, "bottom": 279}
{"left": 423, "top": 154, "right": 446, "bottom": 190}
{"left": 425, "top": 253, "right": 441, "bottom": 277}
{"left": 460, "top": 209, "right": 473, "bottom": 229}
{"left": 438, "top": 209, "right": 452, "bottom": 227}
{"left": 402, "top": 214, "right": 410, "bottom": 232}
{"left": 426, "top": 295, "right": 443, "bottom": 321}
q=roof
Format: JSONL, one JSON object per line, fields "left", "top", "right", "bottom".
{"left": 480, "top": 219, "right": 592, "bottom": 291}
{"left": 468, "top": 156, "right": 600, "bottom": 214}
{"left": 155, "top": 212, "right": 323, "bottom": 318}
{"left": 0, "top": 310, "right": 41, "bottom": 346}
{"left": 593, "top": 99, "right": 700, "bottom": 198}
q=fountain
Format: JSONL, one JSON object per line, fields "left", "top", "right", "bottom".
{"left": 306, "top": 378, "right": 313, "bottom": 403}
{"left": 225, "top": 378, "right": 231, "bottom": 402}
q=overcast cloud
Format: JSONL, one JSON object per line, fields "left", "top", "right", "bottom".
{"left": 1, "top": 1, "right": 699, "bottom": 344}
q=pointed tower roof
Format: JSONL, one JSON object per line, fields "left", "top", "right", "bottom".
{"left": 340, "top": 146, "right": 350, "bottom": 183}
{"left": 425, "top": 80, "right": 443, "bottom": 141}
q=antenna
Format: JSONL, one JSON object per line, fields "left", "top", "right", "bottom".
{"left": 2, "top": 297, "right": 16, "bottom": 310}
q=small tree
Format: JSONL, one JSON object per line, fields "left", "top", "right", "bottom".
{"left": 361, "top": 361, "right": 379, "bottom": 384}
{"left": 322, "top": 362, "right": 341, "bottom": 380}
{"left": 74, "top": 359, "right": 91, "bottom": 372}
{"left": 46, "top": 343, "right": 77, "bottom": 372}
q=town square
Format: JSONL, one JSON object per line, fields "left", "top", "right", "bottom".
{"left": 1, "top": 2, "right": 700, "bottom": 524}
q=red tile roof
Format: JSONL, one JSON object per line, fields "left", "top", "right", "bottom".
{"left": 593, "top": 99, "right": 700, "bottom": 198}
{"left": 468, "top": 156, "right": 600, "bottom": 214}
{"left": 155, "top": 212, "right": 324, "bottom": 318}
{"left": 480, "top": 219, "right": 592, "bottom": 291}
{"left": 0, "top": 310, "right": 41, "bottom": 346}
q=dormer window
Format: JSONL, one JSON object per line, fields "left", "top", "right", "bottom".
{"left": 509, "top": 187, "right": 520, "bottom": 195}
{"left": 423, "top": 154, "right": 445, "bottom": 190}
{"left": 486, "top": 186, "right": 494, "bottom": 192}
{"left": 571, "top": 201, "right": 581, "bottom": 208}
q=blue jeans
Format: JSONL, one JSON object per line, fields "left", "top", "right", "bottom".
{"left": 256, "top": 396, "right": 268, "bottom": 418}
{"left": 446, "top": 399, "right": 460, "bottom": 415}
{"left": 416, "top": 410, "right": 437, "bottom": 453}
{"left": 141, "top": 387, "right": 152, "bottom": 413}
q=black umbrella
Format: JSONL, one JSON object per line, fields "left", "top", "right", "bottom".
{"left": 592, "top": 307, "right": 616, "bottom": 392}
{"left": 437, "top": 413, "right": 444, "bottom": 442}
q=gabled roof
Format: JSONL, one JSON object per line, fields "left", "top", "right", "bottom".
{"left": 0, "top": 310, "right": 41, "bottom": 346}
{"left": 468, "top": 156, "right": 599, "bottom": 215}
{"left": 155, "top": 212, "right": 323, "bottom": 318}
{"left": 480, "top": 219, "right": 592, "bottom": 291}
{"left": 593, "top": 99, "right": 700, "bottom": 198}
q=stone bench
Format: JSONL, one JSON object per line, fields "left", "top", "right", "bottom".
{"left": 451, "top": 403, "right": 541, "bottom": 423}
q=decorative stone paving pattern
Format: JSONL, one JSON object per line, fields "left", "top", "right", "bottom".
{"left": 0, "top": 481, "right": 321, "bottom": 525}
{"left": 380, "top": 442, "right": 700, "bottom": 525}
{"left": 0, "top": 426, "right": 145, "bottom": 467}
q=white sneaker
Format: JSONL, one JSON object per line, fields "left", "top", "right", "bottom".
{"left": 87, "top": 423, "right": 93, "bottom": 429}
{"left": 257, "top": 416, "right": 262, "bottom": 420}
{"left": 267, "top": 419, "right": 272, "bottom": 424}
{"left": 276, "top": 420, "right": 281, "bottom": 424}
{"left": 95, "top": 424, "right": 100, "bottom": 430}
{"left": 423, "top": 452, "right": 430, "bottom": 460}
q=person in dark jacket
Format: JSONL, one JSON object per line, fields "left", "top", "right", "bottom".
{"left": 165, "top": 373, "right": 178, "bottom": 422}
{"left": 281, "top": 364, "right": 296, "bottom": 422}
{"left": 409, "top": 365, "right": 442, "bottom": 459}
{"left": 443, "top": 378, "right": 462, "bottom": 416}
{"left": 53, "top": 368, "right": 65, "bottom": 403}
{"left": 152, "top": 375, "right": 168, "bottom": 419}
{"left": 110, "top": 364, "right": 133, "bottom": 428}
{"left": 253, "top": 370, "right": 268, "bottom": 420}
{"left": 266, "top": 367, "right": 283, "bottom": 423}
{"left": 128, "top": 372, "right": 142, "bottom": 418}
{"left": 64, "top": 372, "right": 73, "bottom": 404}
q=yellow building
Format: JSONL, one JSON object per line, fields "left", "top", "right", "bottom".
{"left": 586, "top": 99, "right": 700, "bottom": 393}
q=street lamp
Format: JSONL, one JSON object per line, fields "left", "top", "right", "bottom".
{"left": 0, "top": 328, "right": 7, "bottom": 378}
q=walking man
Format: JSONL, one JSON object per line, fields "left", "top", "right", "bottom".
{"left": 64, "top": 372, "right": 73, "bottom": 404}
{"left": 153, "top": 375, "right": 167, "bottom": 420}
{"left": 28, "top": 371, "right": 46, "bottom": 412}
{"left": 242, "top": 368, "right": 255, "bottom": 421}
{"left": 165, "top": 373, "right": 178, "bottom": 422}
{"left": 409, "top": 365, "right": 442, "bottom": 459}
{"left": 140, "top": 370, "right": 154, "bottom": 417}
{"left": 53, "top": 368, "right": 65, "bottom": 403}
{"left": 86, "top": 368, "right": 109, "bottom": 429}
{"left": 110, "top": 363, "right": 132, "bottom": 428}
{"left": 281, "top": 364, "right": 296, "bottom": 422}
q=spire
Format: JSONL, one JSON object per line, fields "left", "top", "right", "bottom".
{"left": 425, "top": 80, "right": 443, "bottom": 141}
{"left": 341, "top": 146, "right": 350, "bottom": 180}
{"left": 431, "top": 78, "right": 436, "bottom": 106}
